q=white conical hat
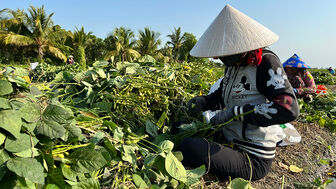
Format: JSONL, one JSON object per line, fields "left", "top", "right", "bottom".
{"left": 190, "top": 4, "right": 279, "bottom": 58}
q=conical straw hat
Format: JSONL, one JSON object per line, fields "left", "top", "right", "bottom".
{"left": 190, "top": 4, "right": 279, "bottom": 58}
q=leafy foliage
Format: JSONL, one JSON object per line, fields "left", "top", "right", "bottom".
{"left": 0, "top": 59, "right": 224, "bottom": 188}
{"left": 298, "top": 92, "right": 336, "bottom": 132}
{"left": 311, "top": 69, "right": 336, "bottom": 85}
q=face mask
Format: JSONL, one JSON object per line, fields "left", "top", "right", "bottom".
{"left": 219, "top": 54, "right": 243, "bottom": 67}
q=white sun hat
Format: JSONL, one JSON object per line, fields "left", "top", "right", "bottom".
{"left": 190, "top": 4, "right": 279, "bottom": 58}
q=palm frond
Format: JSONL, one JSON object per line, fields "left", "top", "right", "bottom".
{"left": 127, "top": 49, "right": 141, "bottom": 58}
{"left": 104, "top": 50, "right": 118, "bottom": 60}
{"left": 5, "top": 33, "right": 34, "bottom": 46}
{"left": 48, "top": 45, "right": 66, "bottom": 61}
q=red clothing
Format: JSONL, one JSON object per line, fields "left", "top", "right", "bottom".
{"left": 286, "top": 70, "right": 316, "bottom": 97}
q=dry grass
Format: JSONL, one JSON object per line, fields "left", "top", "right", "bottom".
{"left": 198, "top": 121, "right": 336, "bottom": 189}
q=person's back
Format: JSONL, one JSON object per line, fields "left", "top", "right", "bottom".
{"left": 66, "top": 55, "right": 74, "bottom": 65}
{"left": 328, "top": 67, "right": 335, "bottom": 75}
{"left": 282, "top": 54, "right": 316, "bottom": 100}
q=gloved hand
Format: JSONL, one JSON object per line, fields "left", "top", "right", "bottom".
{"left": 187, "top": 96, "right": 205, "bottom": 117}
{"left": 210, "top": 108, "right": 234, "bottom": 125}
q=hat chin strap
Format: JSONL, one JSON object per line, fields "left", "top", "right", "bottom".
{"left": 219, "top": 54, "right": 243, "bottom": 67}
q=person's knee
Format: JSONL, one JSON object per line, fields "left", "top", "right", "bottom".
{"left": 178, "top": 137, "right": 208, "bottom": 167}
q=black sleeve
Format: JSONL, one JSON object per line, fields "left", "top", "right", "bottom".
{"left": 233, "top": 52, "right": 299, "bottom": 126}
{"left": 202, "top": 80, "right": 224, "bottom": 111}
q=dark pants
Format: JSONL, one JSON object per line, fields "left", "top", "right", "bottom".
{"left": 178, "top": 137, "right": 273, "bottom": 181}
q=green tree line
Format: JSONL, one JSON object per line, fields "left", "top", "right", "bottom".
{"left": 0, "top": 5, "right": 207, "bottom": 68}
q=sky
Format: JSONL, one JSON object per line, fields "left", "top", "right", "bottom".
{"left": 2, "top": 0, "right": 336, "bottom": 68}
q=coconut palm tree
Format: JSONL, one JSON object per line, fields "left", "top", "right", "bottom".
{"left": 0, "top": 8, "right": 34, "bottom": 63}
{"left": 167, "top": 27, "right": 184, "bottom": 61}
{"left": 86, "top": 35, "right": 105, "bottom": 63}
{"left": 73, "top": 26, "right": 93, "bottom": 68}
{"left": 180, "top": 32, "right": 197, "bottom": 62}
{"left": 137, "top": 27, "right": 161, "bottom": 56}
{"left": 3, "top": 5, "right": 68, "bottom": 62}
{"left": 104, "top": 27, "right": 140, "bottom": 62}
{"left": 51, "top": 25, "right": 73, "bottom": 60}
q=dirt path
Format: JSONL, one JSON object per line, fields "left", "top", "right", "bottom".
{"left": 252, "top": 121, "right": 336, "bottom": 188}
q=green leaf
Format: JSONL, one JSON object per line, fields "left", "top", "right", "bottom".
{"left": 81, "top": 81, "right": 93, "bottom": 87}
{"left": 0, "top": 149, "right": 10, "bottom": 164}
{"left": 103, "top": 120, "right": 117, "bottom": 131}
{"left": 36, "top": 119, "right": 66, "bottom": 139}
{"left": 61, "top": 163, "right": 77, "bottom": 181}
{"left": 19, "top": 102, "right": 41, "bottom": 122}
{"left": 30, "top": 86, "right": 42, "bottom": 96}
{"left": 167, "top": 71, "right": 175, "bottom": 81}
{"left": 96, "top": 68, "right": 106, "bottom": 78}
{"left": 173, "top": 151, "right": 184, "bottom": 162}
{"left": 93, "top": 101, "right": 112, "bottom": 112}
{"left": 152, "top": 133, "right": 170, "bottom": 146}
{"left": 0, "top": 97, "right": 11, "bottom": 109}
{"left": 63, "top": 122, "right": 82, "bottom": 138}
{"left": 13, "top": 67, "right": 29, "bottom": 77}
{"left": 5, "top": 133, "right": 39, "bottom": 153}
{"left": 226, "top": 178, "right": 254, "bottom": 189}
{"left": 46, "top": 184, "right": 61, "bottom": 189}
{"left": 122, "top": 145, "right": 137, "bottom": 165}
{"left": 0, "top": 110, "right": 22, "bottom": 138}
{"left": 9, "top": 100, "right": 24, "bottom": 110}
{"left": 0, "top": 132, "right": 6, "bottom": 145}
{"left": 165, "top": 151, "right": 187, "bottom": 182}
{"left": 185, "top": 165, "right": 206, "bottom": 185}
{"left": 103, "top": 138, "right": 117, "bottom": 157}
{"left": 150, "top": 185, "right": 161, "bottom": 189}
{"left": 43, "top": 105, "right": 74, "bottom": 124}
{"left": 159, "top": 140, "right": 174, "bottom": 154}
{"left": 76, "top": 178, "right": 100, "bottom": 189}
{"left": 7, "top": 157, "right": 45, "bottom": 184}
{"left": 126, "top": 66, "right": 137, "bottom": 74}
{"left": 132, "top": 174, "right": 148, "bottom": 189}
{"left": 144, "top": 154, "right": 157, "bottom": 168}
{"left": 68, "top": 147, "right": 107, "bottom": 173}
{"left": 89, "top": 131, "right": 105, "bottom": 144}
{"left": 111, "top": 76, "right": 126, "bottom": 89}
{"left": 113, "top": 127, "right": 124, "bottom": 142}
{"left": 8, "top": 75, "right": 28, "bottom": 88}
{"left": 49, "top": 168, "right": 65, "bottom": 189}
{"left": 0, "top": 164, "right": 7, "bottom": 182}
{"left": 22, "top": 121, "right": 37, "bottom": 134}
{"left": 14, "top": 148, "right": 40, "bottom": 158}
{"left": 0, "top": 80, "right": 13, "bottom": 96}
{"left": 0, "top": 149, "right": 10, "bottom": 181}
{"left": 319, "top": 118, "right": 326, "bottom": 127}
{"left": 92, "top": 61, "right": 109, "bottom": 68}
{"left": 320, "top": 159, "right": 330, "bottom": 165}
{"left": 146, "top": 119, "right": 158, "bottom": 137}
{"left": 157, "top": 111, "right": 167, "bottom": 128}
{"left": 97, "top": 147, "right": 112, "bottom": 162}
{"left": 3, "top": 66, "right": 15, "bottom": 75}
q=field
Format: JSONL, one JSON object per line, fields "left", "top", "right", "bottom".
{"left": 1, "top": 58, "right": 336, "bottom": 189}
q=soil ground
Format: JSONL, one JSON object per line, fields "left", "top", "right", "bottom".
{"left": 201, "top": 121, "right": 336, "bottom": 189}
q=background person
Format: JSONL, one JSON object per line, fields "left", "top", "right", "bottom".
{"left": 178, "top": 5, "right": 299, "bottom": 181}
{"left": 282, "top": 54, "right": 316, "bottom": 99}
{"left": 328, "top": 67, "right": 335, "bottom": 75}
{"left": 66, "top": 55, "right": 74, "bottom": 64}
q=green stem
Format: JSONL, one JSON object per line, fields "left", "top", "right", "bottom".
{"left": 206, "top": 109, "right": 255, "bottom": 137}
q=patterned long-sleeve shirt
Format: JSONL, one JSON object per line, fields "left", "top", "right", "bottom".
{"left": 286, "top": 70, "right": 316, "bottom": 97}
{"left": 197, "top": 50, "right": 299, "bottom": 159}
